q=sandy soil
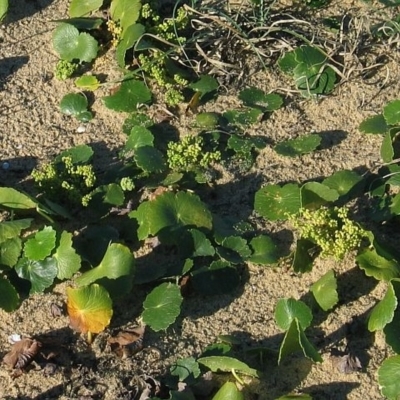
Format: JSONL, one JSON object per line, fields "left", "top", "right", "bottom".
{"left": 1, "top": 0, "right": 400, "bottom": 399}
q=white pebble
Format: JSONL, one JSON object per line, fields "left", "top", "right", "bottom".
{"left": 8, "top": 334, "right": 22, "bottom": 344}
{"left": 2, "top": 162, "right": 10, "bottom": 170}
{"left": 76, "top": 125, "right": 86, "bottom": 133}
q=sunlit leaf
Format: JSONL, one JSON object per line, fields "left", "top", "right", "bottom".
{"left": 67, "top": 284, "right": 113, "bottom": 334}
{"left": 239, "top": 87, "right": 283, "bottom": 112}
{"left": 75, "top": 75, "right": 100, "bottom": 90}
{"left": 190, "top": 229, "right": 215, "bottom": 257}
{"left": 0, "top": 188, "right": 37, "bottom": 210}
{"left": 248, "top": 235, "right": 280, "bottom": 265}
{"left": 116, "top": 23, "right": 145, "bottom": 67}
{"left": 0, "top": 237, "right": 22, "bottom": 267}
{"left": 384, "top": 99, "right": 400, "bottom": 125}
{"left": 310, "top": 270, "right": 338, "bottom": 311}
{"left": 141, "top": 282, "right": 183, "bottom": 331}
{"left": 110, "top": 0, "right": 141, "bottom": 32}
{"left": 188, "top": 75, "right": 219, "bottom": 95}
{"left": 357, "top": 247, "right": 400, "bottom": 281}
{"left": 378, "top": 355, "right": 400, "bottom": 399}
{"left": 254, "top": 183, "right": 301, "bottom": 221}
{"left": 103, "top": 79, "right": 151, "bottom": 112}
{"left": 198, "top": 356, "right": 258, "bottom": 377}
{"left": 69, "top": 0, "right": 102, "bottom": 17}
{"left": 54, "top": 231, "right": 81, "bottom": 280}
{"left": 274, "top": 134, "right": 321, "bottom": 157}
{"left": 53, "top": 23, "right": 98, "bottom": 62}
{"left": 132, "top": 191, "right": 212, "bottom": 241}
{"left": 75, "top": 243, "right": 135, "bottom": 287}
{"left": 322, "top": 170, "right": 364, "bottom": 197}
{"left": 60, "top": 93, "right": 88, "bottom": 116}
{"left": 368, "top": 281, "right": 397, "bottom": 331}
{"left": 0, "top": 219, "right": 32, "bottom": 243}
{"left": 57, "top": 144, "right": 93, "bottom": 164}
{"left": 359, "top": 114, "right": 388, "bottom": 134}
{"left": 301, "top": 182, "right": 339, "bottom": 209}
{"left": 275, "top": 298, "right": 313, "bottom": 330}
{"left": 24, "top": 226, "right": 57, "bottom": 261}
{"left": 212, "top": 382, "right": 244, "bottom": 400}
{"left": 223, "top": 108, "right": 263, "bottom": 126}
{"left": 170, "top": 357, "right": 201, "bottom": 382}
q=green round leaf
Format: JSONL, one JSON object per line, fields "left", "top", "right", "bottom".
{"left": 0, "top": 277, "right": 19, "bottom": 312}
{"left": 24, "top": 226, "right": 57, "bottom": 261}
{"left": 248, "top": 235, "right": 280, "bottom": 265}
{"left": 76, "top": 110, "right": 93, "bottom": 122}
{"left": 54, "top": 231, "right": 81, "bottom": 280}
{"left": 15, "top": 257, "right": 58, "bottom": 294}
{"left": 170, "top": 357, "right": 201, "bottom": 382}
{"left": 75, "top": 243, "right": 135, "bottom": 287}
{"left": 116, "top": 23, "right": 145, "bottom": 67}
{"left": 188, "top": 75, "right": 219, "bottom": 94}
{"left": 122, "top": 112, "right": 154, "bottom": 134}
{"left": 134, "top": 146, "right": 166, "bottom": 173}
{"left": 212, "top": 382, "right": 244, "bottom": 400}
{"left": 195, "top": 112, "right": 220, "bottom": 128}
{"left": 110, "top": 0, "right": 141, "bottom": 32}
{"left": 60, "top": 93, "right": 88, "bottom": 116}
{"left": 223, "top": 108, "right": 263, "bottom": 126}
{"left": 103, "top": 79, "right": 152, "bottom": 112}
{"left": 217, "top": 236, "right": 251, "bottom": 264}
{"left": 125, "top": 126, "right": 154, "bottom": 150}
{"left": 368, "top": 282, "right": 397, "bottom": 332}
{"left": 0, "top": 0, "right": 8, "bottom": 22}
{"left": 103, "top": 183, "right": 125, "bottom": 206}
{"left": 69, "top": 0, "right": 102, "bottom": 17}
{"left": 275, "top": 298, "right": 313, "bottom": 330}
{"left": 359, "top": 114, "right": 388, "bottom": 134}
{"left": 274, "top": 134, "right": 321, "bottom": 157}
{"left": 53, "top": 23, "right": 98, "bottom": 62}
{"left": 254, "top": 183, "right": 301, "bottom": 221}
{"left": 67, "top": 284, "right": 113, "bottom": 334}
{"left": 378, "top": 355, "right": 400, "bottom": 399}
{"left": 190, "top": 229, "right": 215, "bottom": 257}
{"left": 384, "top": 99, "right": 400, "bottom": 125}
{"left": 239, "top": 87, "right": 283, "bottom": 112}
{"left": 198, "top": 356, "right": 258, "bottom": 377}
{"left": 132, "top": 191, "right": 212, "bottom": 241}
{"left": 57, "top": 144, "right": 93, "bottom": 164}
{"left": 322, "top": 170, "right": 363, "bottom": 197}
{"left": 75, "top": 75, "right": 100, "bottom": 90}
{"left": 141, "top": 282, "right": 183, "bottom": 331}
{"left": 310, "top": 270, "right": 338, "bottom": 311}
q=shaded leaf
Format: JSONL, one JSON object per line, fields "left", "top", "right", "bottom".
{"left": 0, "top": 277, "right": 19, "bottom": 311}
{"left": 322, "top": 170, "right": 364, "bottom": 197}
{"left": 248, "top": 234, "right": 280, "bottom": 265}
{"left": 301, "top": 182, "right": 339, "bottom": 208}
{"left": 357, "top": 247, "right": 400, "bottom": 281}
{"left": 134, "top": 146, "right": 166, "bottom": 173}
{"left": 292, "top": 238, "right": 316, "bottom": 273}
{"left": 239, "top": 87, "right": 283, "bottom": 112}
{"left": 60, "top": 93, "right": 88, "bottom": 116}
{"left": 125, "top": 126, "right": 154, "bottom": 150}
{"left": 67, "top": 284, "right": 113, "bottom": 334}
{"left": 0, "top": 237, "right": 22, "bottom": 267}
{"left": 141, "top": 283, "right": 183, "bottom": 331}
{"left": 188, "top": 75, "right": 219, "bottom": 95}
{"left": 116, "top": 23, "right": 145, "bottom": 67}
{"left": 15, "top": 257, "right": 58, "bottom": 294}
{"left": 189, "top": 229, "right": 215, "bottom": 257}
{"left": 170, "top": 357, "right": 201, "bottom": 382}
{"left": 57, "top": 144, "right": 93, "bottom": 164}
{"left": 223, "top": 108, "right": 263, "bottom": 126}
{"left": 0, "top": 219, "right": 32, "bottom": 243}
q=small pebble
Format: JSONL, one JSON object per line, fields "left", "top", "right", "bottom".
{"left": 76, "top": 125, "right": 86, "bottom": 133}
{"left": 8, "top": 334, "right": 22, "bottom": 344}
{"left": 2, "top": 162, "right": 10, "bottom": 170}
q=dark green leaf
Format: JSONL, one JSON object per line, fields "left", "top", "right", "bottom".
{"left": 103, "top": 183, "right": 124, "bottom": 206}
{"left": 60, "top": 93, "right": 88, "bottom": 116}
{"left": 134, "top": 146, "right": 166, "bottom": 173}
{"left": 103, "top": 79, "right": 152, "bottom": 112}
{"left": 384, "top": 99, "right": 400, "bottom": 125}
{"left": 322, "top": 170, "right": 363, "bottom": 197}
{"left": 15, "top": 257, "right": 58, "bottom": 294}
{"left": 190, "top": 229, "right": 215, "bottom": 257}
{"left": 0, "top": 219, "right": 32, "bottom": 243}
{"left": 116, "top": 23, "right": 145, "bottom": 67}
{"left": 223, "top": 108, "right": 263, "bottom": 126}
{"left": 239, "top": 87, "right": 283, "bottom": 112}
{"left": 0, "top": 237, "right": 22, "bottom": 267}
{"left": 57, "top": 144, "right": 93, "bottom": 164}
{"left": 125, "top": 126, "right": 154, "bottom": 150}
{"left": 274, "top": 134, "right": 321, "bottom": 157}
{"left": 381, "top": 131, "right": 395, "bottom": 163}
{"left": 188, "top": 75, "right": 219, "bottom": 94}
{"left": 359, "top": 114, "right": 388, "bottom": 134}
{"left": 0, "top": 277, "right": 19, "bottom": 312}
{"left": 248, "top": 235, "right": 280, "bottom": 265}
{"left": 122, "top": 112, "right": 154, "bottom": 134}
{"left": 357, "top": 247, "right": 400, "bottom": 281}
{"left": 301, "top": 182, "right": 339, "bottom": 209}
{"left": 292, "top": 238, "right": 315, "bottom": 273}
{"left": 170, "top": 357, "right": 201, "bottom": 382}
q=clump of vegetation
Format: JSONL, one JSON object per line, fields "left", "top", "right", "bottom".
{"left": 31, "top": 156, "right": 96, "bottom": 206}
{"left": 290, "top": 206, "right": 367, "bottom": 260}
{"left": 54, "top": 59, "right": 78, "bottom": 80}
{"left": 167, "top": 134, "right": 221, "bottom": 173}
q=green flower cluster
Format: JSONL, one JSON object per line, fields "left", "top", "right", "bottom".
{"left": 167, "top": 135, "right": 221, "bottom": 172}
{"left": 290, "top": 206, "right": 367, "bottom": 260}
{"left": 120, "top": 177, "right": 135, "bottom": 191}
{"left": 31, "top": 156, "right": 96, "bottom": 207}
{"left": 54, "top": 60, "right": 78, "bottom": 80}
{"left": 107, "top": 19, "right": 123, "bottom": 48}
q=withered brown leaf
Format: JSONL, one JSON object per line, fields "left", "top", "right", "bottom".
{"left": 3, "top": 338, "right": 42, "bottom": 370}
{"left": 108, "top": 325, "right": 145, "bottom": 358}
